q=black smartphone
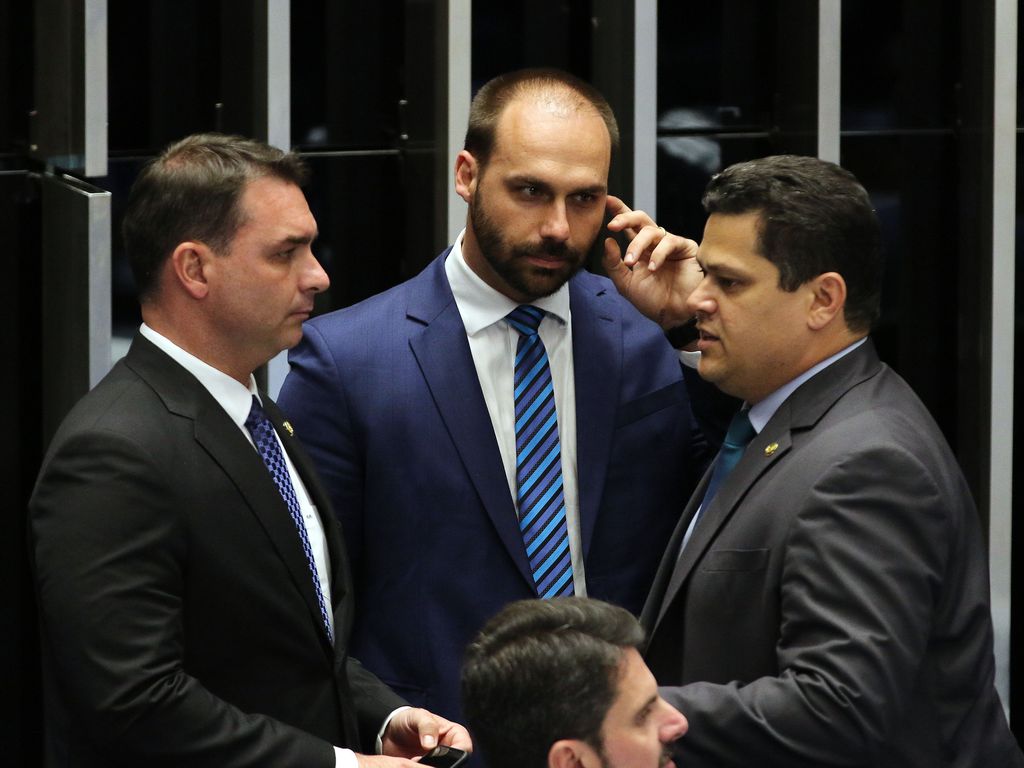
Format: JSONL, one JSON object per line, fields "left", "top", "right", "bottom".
{"left": 418, "top": 745, "right": 468, "bottom": 768}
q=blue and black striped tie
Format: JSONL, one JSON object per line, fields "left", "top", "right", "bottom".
{"left": 506, "top": 305, "right": 574, "bottom": 598}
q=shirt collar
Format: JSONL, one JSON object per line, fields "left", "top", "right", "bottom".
{"left": 747, "top": 337, "right": 867, "bottom": 433}
{"left": 139, "top": 323, "right": 260, "bottom": 429}
{"left": 445, "top": 229, "right": 570, "bottom": 335}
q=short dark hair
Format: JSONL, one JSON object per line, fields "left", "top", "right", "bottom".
{"left": 464, "top": 68, "right": 620, "bottom": 167}
{"left": 702, "top": 154, "right": 883, "bottom": 332}
{"left": 122, "top": 133, "right": 309, "bottom": 299}
{"left": 461, "top": 598, "right": 644, "bottom": 768}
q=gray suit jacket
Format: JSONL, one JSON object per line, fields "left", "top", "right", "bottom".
{"left": 29, "top": 335, "right": 405, "bottom": 768}
{"left": 643, "top": 339, "right": 1022, "bottom": 768}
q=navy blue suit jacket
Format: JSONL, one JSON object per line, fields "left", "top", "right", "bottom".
{"left": 278, "top": 251, "right": 713, "bottom": 722}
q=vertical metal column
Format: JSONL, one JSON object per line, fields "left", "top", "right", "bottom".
{"left": 262, "top": 0, "right": 292, "bottom": 397}
{"left": 446, "top": 0, "right": 472, "bottom": 244}
{"left": 990, "top": 0, "right": 1016, "bottom": 714}
{"left": 817, "top": 0, "right": 841, "bottom": 163}
{"left": 633, "top": 0, "right": 657, "bottom": 217}
{"left": 40, "top": 174, "right": 111, "bottom": 442}
{"left": 32, "top": 0, "right": 108, "bottom": 177}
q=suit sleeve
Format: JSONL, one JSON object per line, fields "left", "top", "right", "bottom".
{"left": 279, "top": 322, "right": 366, "bottom": 576}
{"left": 660, "top": 443, "right": 954, "bottom": 768}
{"left": 30, "top": 428, "right": 336, "bottom": 768}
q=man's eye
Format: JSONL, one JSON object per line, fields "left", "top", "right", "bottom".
{"left": 521, "top": 185, "right": 540, "bottom": 196}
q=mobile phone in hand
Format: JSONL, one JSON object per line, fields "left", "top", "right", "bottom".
{"left": 418, "top": 745, "right": 468, "bottom": 768}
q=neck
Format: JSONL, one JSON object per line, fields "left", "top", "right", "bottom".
{"left": 142, "top": 307, "right": 255, "bottom": 386}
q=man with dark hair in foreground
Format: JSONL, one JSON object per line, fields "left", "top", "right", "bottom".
{"left": 462, "top": 597, "right": 687, "bottom": 768}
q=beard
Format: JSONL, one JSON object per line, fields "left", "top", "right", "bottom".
{"left": 470, "top": 187, "right": 589, "bottom": 301}
{"left": 597, "top": 745, "right": 676, "bottom": 768}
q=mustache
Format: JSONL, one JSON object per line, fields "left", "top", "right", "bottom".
{"left": 512, "top": 239, "right": 578, "bottom": 260}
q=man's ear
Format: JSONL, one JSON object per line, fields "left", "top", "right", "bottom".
{"left": 170, "top": 241, "right": 214, "bottom": 300}
{"left": 454, "top": 150, "right": 479, "bottom": 204}
{"left": 548, "top": 739, "right": 598, "bottom": 768}
{"left": 806, "top": 271, "right": 847, "bottom": 331}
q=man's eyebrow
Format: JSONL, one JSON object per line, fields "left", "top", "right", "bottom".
{"left": 281, "top": 231, "right": 318, "bottom": 246}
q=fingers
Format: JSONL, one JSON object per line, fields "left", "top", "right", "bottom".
{"left": 602, "top": 237, "right": 630, "bottom": 292}
{"left": 622, "top": 224, "right": 696, "bottom": 271}
{"left": 606, "top": 197, "right": 657, "bottom": 241}
{"left": 605, "top": 194, "right": 631, "bottom": 220}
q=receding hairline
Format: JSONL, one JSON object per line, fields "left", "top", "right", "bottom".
{"left": 496, "top": 82, "right": 612, "bottom": 139}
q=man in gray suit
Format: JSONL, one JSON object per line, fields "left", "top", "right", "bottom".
{"left": 604, "top": 155, "right": 1022, "bottom": 767}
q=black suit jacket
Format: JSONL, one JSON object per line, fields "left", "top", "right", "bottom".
{"left": 643, "top": 340, "right": 1022, "bottom": 768}
{"left": 29, "top": 335, "right": 405, "bottom": 768}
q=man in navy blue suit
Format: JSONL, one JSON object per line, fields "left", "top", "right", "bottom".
{"left": 278, "top": 69, "right": 718, "bottom": 729}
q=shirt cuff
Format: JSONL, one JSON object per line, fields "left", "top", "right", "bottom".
{"left": 376, "top": 706, "right": 412, "bottom": 754}
{"left": 334, "top": 747, "right": 357, "bottom": 768}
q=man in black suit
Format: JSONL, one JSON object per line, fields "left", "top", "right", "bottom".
{"left": 29, "top": 133, "right": 470, "bottom": 768}
{"left": 605, "top": 154, "right": 1022, "bottom": 767}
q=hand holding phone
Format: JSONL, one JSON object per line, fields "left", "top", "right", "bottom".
{"left": 418, "top": 745, "right": 468, "bottom": 767}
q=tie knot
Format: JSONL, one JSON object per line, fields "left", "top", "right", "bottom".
{"left": 506, "top": 305, "right": 545, "bottom": 336}
{"left": 244, "top": 395, "right": 266, "bottom": 430}
{"left": 723, "top": 409, "right": 756, "bottom": 449}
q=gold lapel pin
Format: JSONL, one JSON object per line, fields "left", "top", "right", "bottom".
{"left": 764, "top": 442, "right": 779, "bottom": 456}
{"left": 283, "top": 421, "right": 295, "bottom": 436}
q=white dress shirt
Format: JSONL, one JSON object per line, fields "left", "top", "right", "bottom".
{"left": 444, "top": 231, "right": 588, "bottom": 596}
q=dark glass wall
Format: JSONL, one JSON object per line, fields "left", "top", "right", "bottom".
{"left": 292, "top": 0, "right": 443, "bottom": 313}
{"left": 655, "top": 1, "right": 818, "bottom": 240}
{"left": 840, "top": 0, "right": 966, "bottom": 476}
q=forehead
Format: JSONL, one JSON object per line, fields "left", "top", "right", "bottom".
{"left": 235, "top": 176, "right": 316, "bottom": 235}
{"left": 488, "top": 96, "right": 611, "bottom": 182}
{"left": 697, "top": 211, "right": 773, "bottom": 270}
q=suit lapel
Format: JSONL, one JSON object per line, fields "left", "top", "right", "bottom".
{"left": 648, "top": 430, "right": 789, "bottom": 634}
{"left": 569, "top": 278, "right": 621, "bottom": 556}
{"left": 646, "top": 340, "right": 885, "bottom": 637}
{"left": 125, "top": 336, "right": 336, "bottom": 651}
{"left": 407, "top": 256, "right": 535, "bottom": 590}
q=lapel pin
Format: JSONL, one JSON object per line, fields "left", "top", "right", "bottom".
{"left": 764, "top": 442, "right": 779, "bottom": 456}
{"left": 283, "top": 421, "right": 295, "bottom": 436}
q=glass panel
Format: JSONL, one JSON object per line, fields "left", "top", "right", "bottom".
{"left": 472, "top": 0, "right": 595, "bottom": 88}
{"left": 292, "top": 1, "right": 439, "bottom": 152}
{"left": 301, "top": 153, "right": 431, "bottom": 313}
{"left": 656, "top": 135, "right": 777, "bottom": 240}
{"left": 658, "top": 0, "right": 785, "bottom": 134}
{"left": 108, "top": 0, "right": 225, "bottom": 153}
{"left": 0, "top": 0, "right": 32, "bottom": 158}
{"left": 841, "top": 0, "right": 960, "bottom": 132}
{"left": 842, "top": 134, "right": 960, "bottom": 445}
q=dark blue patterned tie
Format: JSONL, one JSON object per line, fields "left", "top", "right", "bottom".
{"left": 506, "top": 305, "right": 574, "bottom": 598}
{"left": 245, "top": 396, "right": 334, "bottom": 643}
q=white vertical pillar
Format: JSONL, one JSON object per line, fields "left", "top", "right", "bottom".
{"left": 264, "top": 0, "right": 292, "bottom": 397}
{"left": 817, "top": 0, "right": 841, "bottom": 163}
{"left": 266, "top": 0, "right": 291, "bottom": 151}
{"left": 990, "top": 0, "right": 1017, "bottom": 714}
{"left": 447, "top": 0, "right": 472, "bottom": 243}
{"left": 633, "top": 0, "right": 658, "bottom": 217}
{"left": 84, "top": 0, "right": 108, "bottom": 177}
